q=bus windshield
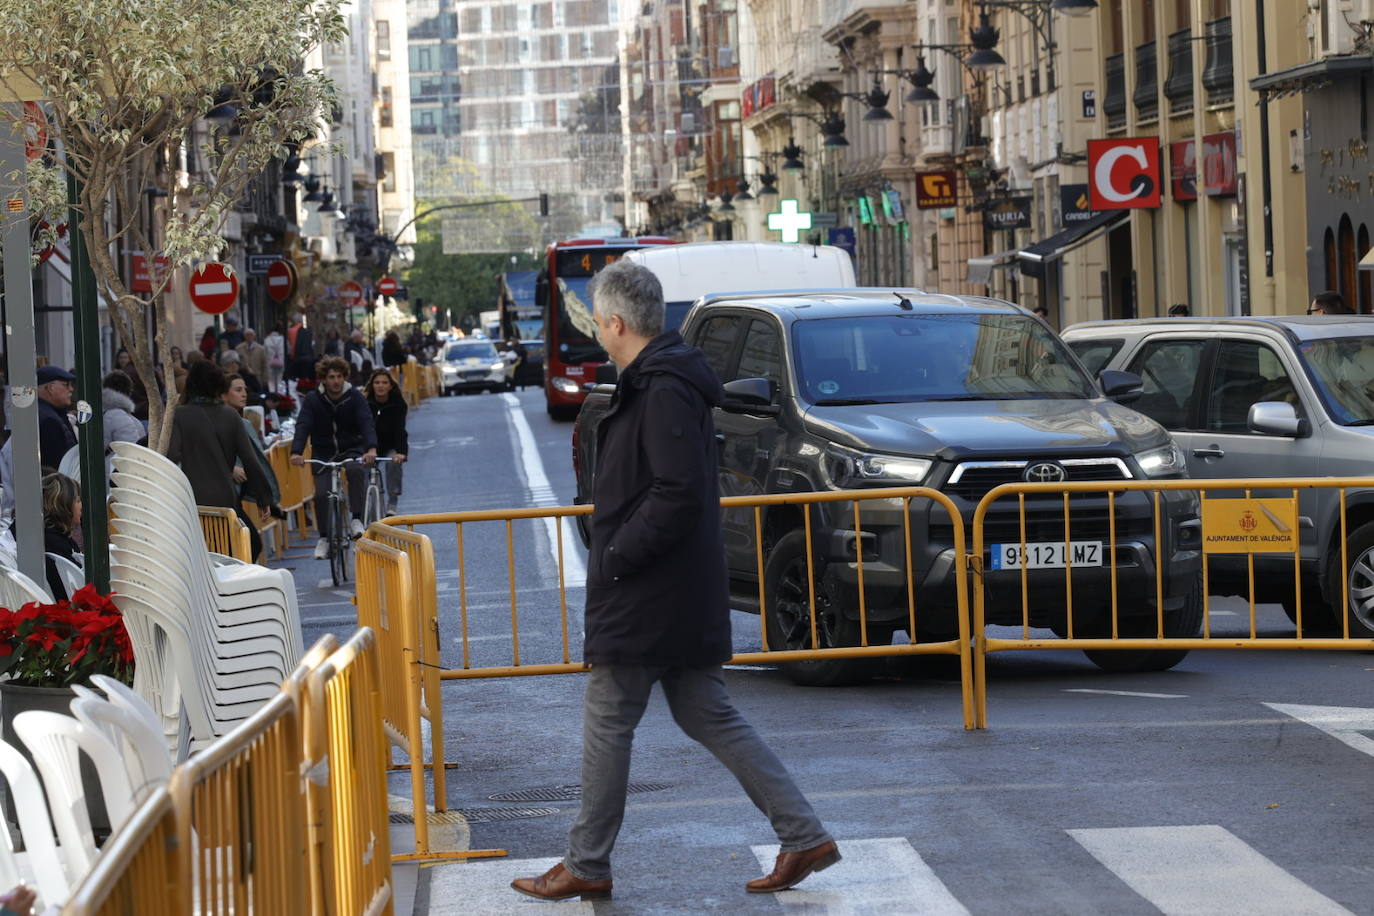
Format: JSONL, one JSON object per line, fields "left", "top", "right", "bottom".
{"left": 556, "top": 275, "right": 605, "bottom": 363}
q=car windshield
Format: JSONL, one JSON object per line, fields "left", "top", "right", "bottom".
{"left": 446, "top": 341, "right": 499, "bottom": 362}
{"left": 1297, "top": 335, "right": 1374, "bottom": 424}
{"left": 794, "top": 313, "right": 1095, "bottom": 404}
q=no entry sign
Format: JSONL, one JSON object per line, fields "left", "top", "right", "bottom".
{"left": 377, "top": 275, "right": 398, "bottom": 297}
{"left": 266, "top": 259, "right": 298, "bottom": 303}
{"left": 338, "top": 280, "right": 364, "bottom": 305}
{"left": 189, "top": 262, "right": 239, "bottom": 315}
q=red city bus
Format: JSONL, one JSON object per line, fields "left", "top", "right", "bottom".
{"left": 537, "top": 236, "right": 676, "bottom": 419}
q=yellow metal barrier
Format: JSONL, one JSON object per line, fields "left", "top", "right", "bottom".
{"left": 358, "top": 487, "right": 974, "bottom": 856}
{"left": 61, "top": 788, "right": 186, "bottom": 915}
{"left": 196, "top": 506, "right": 251, "bottom": 562}
{"left": 167, "top": 689, "right": 310, "bottom": 915}
{"left": 306, "top": 628, "right": 396, "bottom": 916}
{"left": 64, "top": 634, "right": 354, "bottom": 915}
{"left": 971, "top": 477, "right": 1374, "bottom": 727}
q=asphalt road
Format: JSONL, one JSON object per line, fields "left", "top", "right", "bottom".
{"left": 293, "top": 387, "right": 1374, "bottom": 915}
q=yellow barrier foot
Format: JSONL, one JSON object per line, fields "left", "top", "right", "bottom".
{"left": 388, "top": 762, "right": 460, "bottom": 772}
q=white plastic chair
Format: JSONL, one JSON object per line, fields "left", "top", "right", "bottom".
{"left": 0, "top": 739, "right": 68, "bottom": 910}
{"left": 69, "top": 695, "right": 172, "bottom": 805}
{"left": 0, "top": 564, "right": 53, "bottom": 609}
{"left": 45, "top": 552, "right": 85, "bottom": 600}
{"left": 90, "top": 674, "right": 166, "bottom": 740}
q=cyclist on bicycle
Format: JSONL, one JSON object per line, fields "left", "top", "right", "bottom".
{"left": 290, "top": 356, "right": 377, "bottom": 559}
{"left": 365, "top": 368, "right": 407, "bottom": 516}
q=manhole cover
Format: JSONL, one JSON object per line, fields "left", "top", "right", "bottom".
{"left": 389, "top": 807, "right": 561, "bottom": 825}
{"left": 488, "top": 783, "right": 671, "bottom": 803}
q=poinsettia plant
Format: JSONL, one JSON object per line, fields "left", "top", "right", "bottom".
{"left": 0, "top": 585, "right": 135, "bottom": 688}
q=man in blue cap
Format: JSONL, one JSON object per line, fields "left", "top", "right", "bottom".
{"left": 36, "top": 365, "right": 77, "bottom": 470}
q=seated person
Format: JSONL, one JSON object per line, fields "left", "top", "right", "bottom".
{"left": 42, "top": 471, "right": 82, "bottom": 601}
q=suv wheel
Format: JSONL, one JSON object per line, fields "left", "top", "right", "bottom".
{"left": 1082, "top": 575, "right": 1202, "bottom": 673}
{"left": 1331, "top": 521, "right": 1374, "bottom": 638}
{"left": 764, "top": 530, "right": 887, "bottom": 687}
{"left": 1279, "top": 573, "right": 1336, "bottom": 631}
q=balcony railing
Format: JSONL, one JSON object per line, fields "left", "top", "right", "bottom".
{"left": 1202, "top": 17, "right": 1233, "bottom": 106}
{"left": 1163, "top": 29, "right": 1193, "bottom": 114}
{"left": 1133, "top": 40, "right": 1158, "bottom": 121}
{"left": 1104, "top": 53, "right": 1126, "bottom": 129}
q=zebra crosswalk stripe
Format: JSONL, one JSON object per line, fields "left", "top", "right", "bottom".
{"left": 750, "top": 837, "right": 969, "bottom": 915}
{"left": 426, "top": 856, "right": 595, "bottom": 915}
{"left": 1068, "top": 825, "right": 1353, "bottom": 915}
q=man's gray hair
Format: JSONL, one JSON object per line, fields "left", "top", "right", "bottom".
{"left": 590, "top": 258, "right": 664, "bottom": 337}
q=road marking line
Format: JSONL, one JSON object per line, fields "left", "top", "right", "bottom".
{"left": 425, "top": 856, "right": 594, "bottom": 914}
{"left": 751, "top": 837, "right": 969, "bottom": 914}
{"left": 502, "top": 393, "right": 587, "bottom": 587}
{"left": 1265, "top": 702, "right": 1374, "bottom": 760}
{"left": 1063, "top": 688, "right": 1188, "bottom": 699}
{"left": 1209, "top": 609, "right": 1238, "bottom": 616}
{"left": 1069, "top": 825, "right": 1353, "bottom": 916}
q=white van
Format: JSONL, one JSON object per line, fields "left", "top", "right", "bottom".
{"left": 623, "top": 241, "right": 856, "bottom": 330}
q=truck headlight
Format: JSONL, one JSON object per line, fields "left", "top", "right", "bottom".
{"left": 1135, "top": 441, "right": 1187, "bottom": 478}
{"left": 551, "top": 376, "right": 580, "bottom": 394}
{"left": 827, "top": 445, "right": 932, "bottom": 487}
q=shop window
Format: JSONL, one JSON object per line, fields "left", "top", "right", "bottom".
{"left": 1339, "top": 215, "right": 1356, "bottom": 309}
{"left": 1359, "top": 224, "right": 1371, "bottom": 314}
{"left": 1324, "top": 227, "right": 1336, "bottom": 291}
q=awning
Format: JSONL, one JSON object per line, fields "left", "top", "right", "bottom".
{"left": 966, "top": 249, "right": 1019, "bottom": 286}
{"left": 1361, "top": 247, "right": 1374, "bottom": 273}
{"left": 1017, "top": 211, "right": 1128, "bottom": 279}
{"left": 1248, "top": 54, "right": 1374, "bottom": 100}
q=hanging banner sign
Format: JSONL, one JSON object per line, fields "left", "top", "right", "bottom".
{"left": 1170, "top": 140, "right": 1198, "bottom": 201}
{"left": 984, "top": 196, "right": 1032, "bottom": 230}
{"left": 1088, "top": 137, "right": 1163, "bottom": 210}
{"left": 915, "top": 170, "right": 958, "bottom": 209}
{"left": 1203, "top": 131, "right": 1239, "bottom": 196}
{"left": 1060, "top": 184, "right": 1098, "bottom": 225}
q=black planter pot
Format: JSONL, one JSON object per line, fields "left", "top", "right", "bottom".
{"left": 0, "top": 681, "right": 110, "bottom": 838}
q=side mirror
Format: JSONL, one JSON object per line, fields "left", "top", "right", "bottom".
{"left": 1248, "top": 401, "right": 1310, "bottom": 437}
{"left": 594, "top": 363, "right": 619, "bottom": 385}
{"left": 1098, "top": 369, "right": 1144, "bottom": 404}
{"left": 722, "top": 377, "right": 779, "bottom": 415}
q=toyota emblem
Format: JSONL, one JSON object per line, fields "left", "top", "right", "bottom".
{"left": 1023, "top": 462, "right": 1067, "bottom": 484}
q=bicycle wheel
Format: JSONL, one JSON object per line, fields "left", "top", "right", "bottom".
{"left": 331, "top": 530, "right": 348, "bottom": 587}
{"left": 363, "top": 468, "right": 383, "bottom": 527}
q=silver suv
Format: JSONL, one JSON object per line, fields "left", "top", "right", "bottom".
{"left": 1062, "top": 316, "right": 1374, "bottom": 637}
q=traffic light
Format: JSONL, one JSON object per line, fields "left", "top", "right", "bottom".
{"left": 538, "top": 192, "right": 549, "bottom": 217}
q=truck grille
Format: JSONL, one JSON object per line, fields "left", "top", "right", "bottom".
{"left": 945, "top": 457, "right": 1131, "bottom": 501}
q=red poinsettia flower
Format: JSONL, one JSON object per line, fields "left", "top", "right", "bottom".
{"left": 0, "top": 588, "right": 134, "bottom": 688}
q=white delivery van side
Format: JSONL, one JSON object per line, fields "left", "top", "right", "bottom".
{"left": 623, "top": 241, "right": 856, "bottom": 330}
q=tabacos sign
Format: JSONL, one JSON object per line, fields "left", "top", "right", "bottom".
{"left": 1088, "top": 138, "right": 1163, "bottom": 210}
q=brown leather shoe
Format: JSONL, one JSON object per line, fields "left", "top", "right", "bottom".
{"left": 511, "top": 862, "right": 613, "bottom": 901}
{"left": 746, "top": 840, "right": 841, "bottom": 893}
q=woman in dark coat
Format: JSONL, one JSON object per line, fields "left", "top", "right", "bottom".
{"left": 167, "top": 360, "right": 273, "bottom": 559}
{"left": 381, "top": 331, "right": 408, "bottom": 369}
{"left": 365, "top": 369, "right": 407, "bottom": 516}
{"left": 41, "top": 472, "right": 82, "bottom": 600}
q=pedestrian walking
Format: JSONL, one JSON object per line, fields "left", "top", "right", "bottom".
{"left": 1308, "top": 291, "right": 1354, "bottom": 315}
{"left": 167, "top": 360, "right": 273, "bottom": 558}
{"left": 236, "top": 327, "right": 269, "bottom": 381}
{"left": 511, "top": 260, "right": 838, "bottom": 903}
{"left": 365, "top": 369, "right": 407, "bottom": 516}
{"left": 35, "top": 365, "right": 78, "bottom": 471}
{"left": 101, "top": 371, "right": 146, "bottom": 446}
{"left": 264, "top": 324, "right": 286, "bottom": 393}
{"left": 224, "top": 372, "right": 282, "bottom": 559}
{"left": 382, "top": 330, "right": 408, "bottom": 369}
{"left": 219, "top": 315, "right": 245, "bottom": 349}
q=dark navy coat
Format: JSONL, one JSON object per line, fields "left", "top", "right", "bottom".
{"left": 584, "top": 331, "right": 732, "bottom": 667}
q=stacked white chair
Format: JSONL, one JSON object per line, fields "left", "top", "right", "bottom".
{"left": 106, "top": 442, "right": 304, "bottom": 751}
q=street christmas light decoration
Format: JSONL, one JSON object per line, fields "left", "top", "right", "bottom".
{"left": 903, "top": 57, "right": 940, "bottom": 103}
{"left": 734, "top": 178, "right": 754, "bottom": 201}
{"left": 0, "top": 0, "right": 347, "bottom": 452}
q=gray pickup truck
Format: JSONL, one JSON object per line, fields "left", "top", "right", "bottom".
{"left": 574, "top": 290, "right": 1203, "bottom": 685}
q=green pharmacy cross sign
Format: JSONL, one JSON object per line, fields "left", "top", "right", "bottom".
{"left": 766, "top": 198, "right": 813, "bottom": 243}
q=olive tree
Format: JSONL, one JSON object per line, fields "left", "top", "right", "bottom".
{"left": 0, "top": 0, "right": 344, "bottom": 450}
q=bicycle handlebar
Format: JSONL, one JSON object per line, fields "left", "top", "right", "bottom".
{"left": 304, "top": 456, "right": 394, "bottom": 468}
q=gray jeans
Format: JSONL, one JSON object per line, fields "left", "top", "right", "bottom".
{"left": 564, "top": 664, "right": 832, "bottom": 882}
